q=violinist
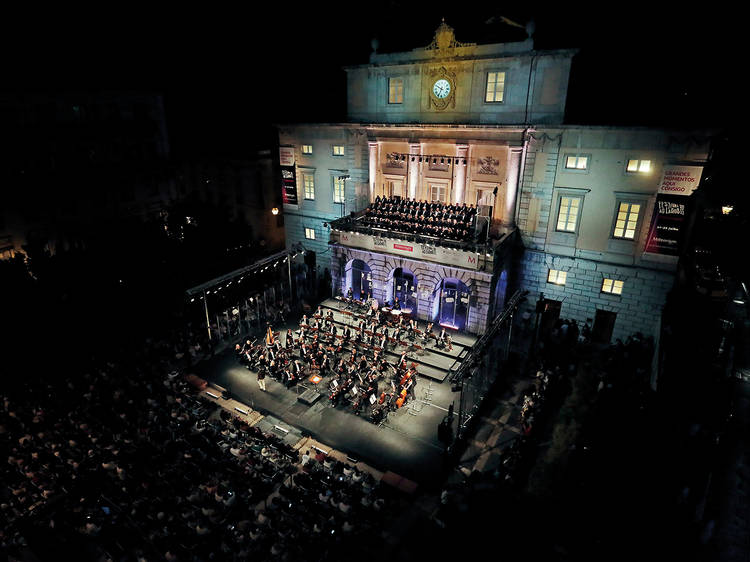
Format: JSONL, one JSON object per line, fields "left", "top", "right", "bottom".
{"left": 346, "top": 287, "right": 353, "bottom": 300}
{"left": 342, "top": 325, "right": 351, "bottom": 342}
{"left": 285, "top": 329, "right": 295, "bottom": 350}
{"left": 319, "top": 354, "right": 330, "bottom": 375}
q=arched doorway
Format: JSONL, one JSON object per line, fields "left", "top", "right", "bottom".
{"left": 387, "top": 267, "right": 418, "bottom": 314}
{"left": 435, "top": 278, "right": 470, "bottom": 331}
{"left": 345, "top": 259, "right": 372, "bottom": 300}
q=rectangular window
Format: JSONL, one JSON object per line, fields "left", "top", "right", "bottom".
{"left": 485, "top": 71, "right": 506, "bottom": 102}
{"left": 304, "top": 227, "right": 316, "bottom": 240}
{"left": 602, "top": 278, "right": 624, "bottom": 295}
{"left": 613, "top": 202, "right": 640, "bottom": 239}
{"left": 333, "top": 176, "right": 345, "bottom": 203}
{"left": 547, "top": 269, "right": 567, "bottom": 285}
{"left": 565, "top": 155, "right": 588, "bottom": 170}
{"left": 332, "top": 145, "right": 345, "bottom": 156}
{"left": 626, "top": 159, "right": 651, "bottom": 173}
{"left": 302, "top": 144, "right": 313, "bottom": 154}
{"left": 303, "top": 173, "right": 315, "bottom": 200}
{"left": 388, "top": 78, "right": 403, "bottom": 104}
{"left": 429, "top": 184, "right": 446, "bottom": 203}
{"left": 556, "top": 196, "right": 581, "bottom": 232}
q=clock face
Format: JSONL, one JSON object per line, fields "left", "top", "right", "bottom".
{"left": 432, "top": 79, "right": 451, "bottom": 99}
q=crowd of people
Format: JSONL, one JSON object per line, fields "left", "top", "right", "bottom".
{"left": 362, "top": 196, "right": 478, "bottom": 242}
{"left": 1, "top": 323, "right": 397, "bottom": 561}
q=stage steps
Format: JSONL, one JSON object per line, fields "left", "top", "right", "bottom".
{"left": 306, "top": 301, "right": 472, "bottom": 382}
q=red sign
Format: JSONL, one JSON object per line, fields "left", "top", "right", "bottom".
{"left": 393, "top": 244, "right": 413, "bottom": 252}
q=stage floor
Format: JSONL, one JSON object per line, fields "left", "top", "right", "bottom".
{"left": 192, "top": 307, "right": 479, "bottom": 488}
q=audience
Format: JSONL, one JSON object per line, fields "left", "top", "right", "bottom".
{"left": 0, "top": 325, "right": 393, "bottom": 561}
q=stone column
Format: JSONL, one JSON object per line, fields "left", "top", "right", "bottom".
{"left": 505, "top": 148, "right": 523, "bottom": 226}
{"left": 408, "top": 142, "right": 420, "bottom": 200}
{"left": 453, "top": 144, "right": 468, "bottom": 204}
{"left": 368, "top": 141, "right": 378, "bottom": 201}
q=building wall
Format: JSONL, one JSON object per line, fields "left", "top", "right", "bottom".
{"left": 346, "top": 24, "right": 574, "bottom": 125}
{"left": 330, "top": 244, "right": 493, "bottom": 334}
{"left": 514, "top": 126, "right": 712, "bottom": 339}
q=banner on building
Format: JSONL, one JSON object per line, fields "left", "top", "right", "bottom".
{"left": 657, "top": 165, "right": 703, "bottom": 196}
{"left": 644, "top": 194, "right": 688, "bottom": 256}
{"left": 279, "top": 146, "right": 298, "bottom": 205}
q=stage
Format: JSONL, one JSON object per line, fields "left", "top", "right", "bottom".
{"left": 191, "top": 300, "right": 479, "bottom": 488}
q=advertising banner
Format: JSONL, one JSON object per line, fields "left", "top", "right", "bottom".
{"left": 657, "top": 165, "right": 703, "bottom": 196}
{"left": 644, "top": 194, "right": 688, "bottom": 256}
{"left": 279, "top": 146, "right": 298, "bottom": 206}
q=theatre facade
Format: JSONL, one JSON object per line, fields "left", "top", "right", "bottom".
{"left": 277, "top": 21, "right": 713, "bottom": 340}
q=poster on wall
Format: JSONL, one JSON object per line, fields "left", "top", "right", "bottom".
{"left": 644, "top": 194, "right": 688, "bottom": 256}
{"left": 279, "top": 146, "right": 298, "bottom": 205}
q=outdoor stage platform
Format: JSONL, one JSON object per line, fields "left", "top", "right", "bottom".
{"left": 191, "top": 301, "right": 479, "bottom": 487}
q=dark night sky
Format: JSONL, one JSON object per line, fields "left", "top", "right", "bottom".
{"left": 3, "top": 2, "right": 737, "bottom": 157}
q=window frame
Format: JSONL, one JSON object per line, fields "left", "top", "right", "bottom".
{"left": 601, "top": 278, "right": 624, "bottom": 295}
{"left": 555, "top": 195, "right": 583, "bottom": 233}
{"left": 611, "top": 200, "right": 642, "bottom": 241}
{"left": 388, "top": 77, "right": 404, "bottom": 105}
{"left": 302, "top": 172, "right": 315, "bottom": 200}
{"left": 484, "top": 71, "right": 506, "bottom": 103}
{"left": 332, "top": 145, "right": 345, "bottom": 157}
{"left": 301, "top": 144, "right": 313, "bottom": 155}
{"left": 625, "top": 158, "right": 652, "bottom": 174}
{"left": 304, "top": 227, "right": 316, "bottom": 240}
{"left": 547, "top": 269, "right": 567, "bottom": 286}
{"left": 332, "top": 176, "right": 346, "bottom": 204}
{"left": 563, "top": 154, "right": 590, "bottom": 172}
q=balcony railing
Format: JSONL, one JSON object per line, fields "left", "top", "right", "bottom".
{"left": 329, "top": 210, "right": 499, "bottom": 253}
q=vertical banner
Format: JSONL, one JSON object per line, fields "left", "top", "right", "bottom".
{"left": 644, "top": 165, "right": 702, "bottom": 256}
{"left": 279, "top": 146, "right": 298, "bottom": 205}
{"left": 644, "top": 194, "right": 688, "bottom": 255}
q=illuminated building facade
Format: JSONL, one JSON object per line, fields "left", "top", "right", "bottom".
{"left": 278, "top": 21, "right": 713, "bottom": 339}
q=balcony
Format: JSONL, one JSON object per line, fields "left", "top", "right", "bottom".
{"left": 328, "top": 210, "right": 516, "bottom": 272}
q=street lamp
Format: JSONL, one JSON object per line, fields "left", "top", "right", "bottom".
{"left": 271, "top": 207, "right": 279, "bottom": 216}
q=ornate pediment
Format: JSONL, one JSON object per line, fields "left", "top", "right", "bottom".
{"left": 425, "top": 19, "right": 475, "bottom": 54}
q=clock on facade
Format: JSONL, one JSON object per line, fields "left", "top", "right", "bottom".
{"left": 432, "top": 79, "right": 451, "bottom": 99}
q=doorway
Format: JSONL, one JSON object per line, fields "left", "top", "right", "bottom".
{"left": 389, "top": 267, "right": 418, "bottom": 314}
{"left": 592, "top": 309, "right": 617, "bottom": 343}
{"left": 345, "top": 259, "right": 372, "bottom": 300}
{"left": 437, "top": 278, "right": 470, "bottom": 331}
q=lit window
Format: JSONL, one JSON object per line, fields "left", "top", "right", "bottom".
{"left": 626, "top": 159, "right": 651, "bottom": 173}
{"left": 565, "top": 155, "right": 588, "bottom": 170}
{"left": 485, "top": 71, "right": 505, "bottom": 102}
{"left": 547, "top": 269, "right": 567, "bottom": 285}
{"left": 333, "top": 177, "right": 345, "bottom": 203}
{"left": 613, "top": 202, "right": 640, "bottom": 239}
{"left": 304, "top": 228, "right": 316, "bottom": 240}
{"left": 556, "top": 196, "right": 581, "bottom": 232}
{"left": 302, "top": 144, "right": 313, "bottom": 154}
{"left": 388, "top": 78, "right": 403, "bottom": 104}
{"left": 430, "top": 184, "right": 446, "bottom": 204}
{"left": 602, "top": 278, "right": 624, "bottom": 295}
{"left": 303, "top": 174, "right": 315, "bottom": 200}
{"left": 332, "top": 145, "right": 345, "bottom": 156}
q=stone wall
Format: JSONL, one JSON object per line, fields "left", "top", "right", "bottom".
{"left": 331, "top": 245, "right": 493, "bottom": 334}
{"left": 516, "top": 249, "right": 674, "bottom": 341}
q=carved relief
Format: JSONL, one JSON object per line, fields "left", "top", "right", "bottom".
{"left": 477, "top": 156, "right": 500, "bottom": 175}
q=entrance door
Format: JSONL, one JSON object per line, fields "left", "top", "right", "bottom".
{"left": 540, "top": 299, "right": 562, "bottom": 336}
{"left": 438, "top": 279, "right": 469, "bottom": 330}
{"left": 592, "top": 309, "right": 617, "bottom": 343}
